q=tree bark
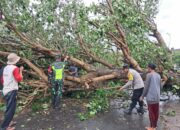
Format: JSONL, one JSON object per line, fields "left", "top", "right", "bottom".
{"left": 78, "top": 34, "right": 115, "bottom": 69}
{"left": 0, "top": 51, "right": 48, "bottom": 83}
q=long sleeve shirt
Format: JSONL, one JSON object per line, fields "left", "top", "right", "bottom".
{"left": 142, "top": 72, "right": 161, "bottom": 104}
{"left": 122, "top": 69, "right": 144, "bottom": 90}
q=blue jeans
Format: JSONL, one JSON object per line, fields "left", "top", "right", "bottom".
{"left": 0, "top": 90, "right": 17, "bottom": 130}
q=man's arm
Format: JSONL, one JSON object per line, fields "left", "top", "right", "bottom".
{"left": 13, "top": 66, "right": 23, "bottom": 82}
{"left": 48, "top": 66, "right": 53, "bottom": 85}
{"left": 64, "top": 56, "right": 69, "bottom": 62}
{"left": 62, "top": 56, "right": 69, "bottom": 68}
{"left": 161, "top": 74, "right": 167, "bottom": 89}
{"left": 119, "top": 72, "right": 133, "bottom": 90}
{"left": 120, "top": 80, "right": 133, "bottom": 90}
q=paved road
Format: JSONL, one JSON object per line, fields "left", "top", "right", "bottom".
{"left": 13, "top": 99, "right": 167, "bottom": 130}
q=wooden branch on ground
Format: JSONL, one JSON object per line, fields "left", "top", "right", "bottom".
{"left": 23, "top": 70, "right": 39, "bottom": 78}
{"left": 65, "top": 76, "right": 81, "bottom": 83}
{"left": 89, "top": 73, "right": 118, "bottom": 83}
{"left": 65, "top": 86, "right": 123, "bottom": 92}
{"left": 22, "top": 58, "right": 48, "bottom": 82}
{"left": 69, "top": 56, "right": 94, "bottom": 72}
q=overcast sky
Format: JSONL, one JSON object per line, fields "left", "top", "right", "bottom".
{"left": 156, "top": 0, "right": 180, "bottom": 49}
{"left": 84, "top": 0, "right": 180, "bottom": 49}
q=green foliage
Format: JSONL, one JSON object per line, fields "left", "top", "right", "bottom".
{"left": 107, "top": 81, "right": 123, "bottom": 87}
{"left": 78, "top": 113, "right": 88, "bottom": 121}
{"left": 31, "top": 97, "right": 50, "bottom": 112}
{"left": 171, "top": 85, "right": 180, "bottom": 97}
{"left": 0, "top": 103, "right": 6, "bottom": 112}
{"left": 78, "top": 89, "right": 109, "bottom": 121}
{"left": 0, "top": 0, "right": 170, "bottom": 68}
{"left": 130, "top": 42, "right": 172, "bottom": 68}
{"left": 75, "top": 79, "right": 127, "bottom": 120}
{"left": 70, "top": 91, "right": 91, "bottom": 99}
{"left": 166, "top": 110, "right": 176, "bottom": 116}
{"left": 173, "top": 50, "right": 180, "bottom": 69}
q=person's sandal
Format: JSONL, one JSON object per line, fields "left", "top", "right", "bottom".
{"left": 6, "top": 126, "right": 15, "bottom": 130}
{"left": 145, "top": 127, "right": 155, "bottom": 130}
{"left": 9, "top": 121, "right": 17, "bottom": 127}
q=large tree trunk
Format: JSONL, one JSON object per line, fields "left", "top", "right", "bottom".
{"left": 0, "top": 50, "right": 127, "bottom": 91}
{"left": 147, "top": 20, "right": 171, "bottom": 52}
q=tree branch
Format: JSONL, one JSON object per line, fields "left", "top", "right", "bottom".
{"left": 106, "top": 0, "right": 114, "bottom": 14}
{"left": 0, "top": 51, "right": 48, "bottom": 83}
{"left": 78, "top": 34, "right": 115, "bottom": 69}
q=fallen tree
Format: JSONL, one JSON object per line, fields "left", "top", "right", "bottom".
{"left": 0, "top": 0, "right": 172, "bottom": 110}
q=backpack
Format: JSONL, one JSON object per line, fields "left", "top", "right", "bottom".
{"left": 0, "top": 66, "right": 4, "bottom": 90}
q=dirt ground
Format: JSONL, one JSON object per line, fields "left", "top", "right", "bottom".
{"left": 0, "top": 99, "right": 180, "bottom": 130}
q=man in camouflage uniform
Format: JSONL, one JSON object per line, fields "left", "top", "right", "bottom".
{"left": 48, "top": 55, "right": 69, "bottom": 109}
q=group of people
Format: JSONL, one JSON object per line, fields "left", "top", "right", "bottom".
{"left": 0, "top": 52, "right": 165, "bottom": 130}
{"left": 0, "top": 53, "right": 76, "bottom": 130}
{"left": 120, "top": 63, "right": 162, "bottom": 130}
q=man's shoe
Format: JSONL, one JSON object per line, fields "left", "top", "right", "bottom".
{"left": 124, "top": 109, "right": 132, "bottom": 115}
{"left": 137, "top": 107, "right": 144, "bottom": 115}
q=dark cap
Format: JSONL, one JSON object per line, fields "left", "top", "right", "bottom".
{"left": 123, "top": 64, "right": 129, "bottom": 69}
{"left": 55, "top": 54, "right": 61, "bottom": 59}
{"left": 129, "top": 64, "right": 134, "bottom": 69}
{"left": 148, "top": 63, "right": 156, "bottom": 70}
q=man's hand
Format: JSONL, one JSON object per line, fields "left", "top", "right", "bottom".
{"left": 20, "top": 66, "right": 24, "bottom": 71}
{"left": 122, "top": 79, "right": 128, "bottom": 83}
{"left": 64, "top": 55, "right": 69, "bottom": 61}
{"left": 66, "top": 55, "right": 69, "bottom": 59}
{"left": 19, "top": 66, "right": 24, "bottom": 80}
{"left": 139, "top": 96, "right": 144, "bottom": 101}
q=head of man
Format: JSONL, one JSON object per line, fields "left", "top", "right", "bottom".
{"left": 122, "top": 64, "right": 129, "bottom": 73}
{"left": 55, "top": 55, "right": 61, "bottom": 62}
{"left": 7, "top": 53, "right": 20, "bottom": 65}
{"left": 147, "top": 63, "right": 156, "bottom": 73}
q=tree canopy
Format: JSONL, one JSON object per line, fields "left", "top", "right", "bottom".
{"left": 0, "top": 0, "right": 174, "bottom": 109}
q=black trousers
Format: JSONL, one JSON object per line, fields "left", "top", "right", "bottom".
{"left": 1, "top": 90, "right": 17, "bottom": 130}
{"left": 129, "top": 88, "right": 144, "bottom": 110}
